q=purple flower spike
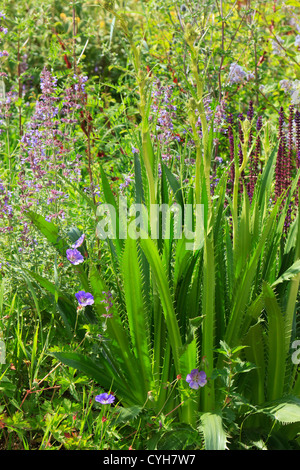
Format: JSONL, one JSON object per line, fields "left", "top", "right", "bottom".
{"left": 186, "top": 369, "right": 207, "bottom": 389}
{"left": 95, "top": 392, "right": 115, "bottom": 405}
{"left": 72, "top": 234, "right": 85, "bottom": 249}
{"left": 75, "top": 291, "right": 94, "bottom": 306}
{"left": 66, "top": 248, "right": 84, "bottom": 265}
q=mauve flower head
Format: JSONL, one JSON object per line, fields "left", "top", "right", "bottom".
{"left": 280, "top": 79, "right": 300, "bottom": 105}
{"left": 272, "top": 36, "right": 285, "bottom": 57}
{"left": 186, "top": 369, "right": 207, "bottom": 389}
{"left": 75, "top": 291, "right": 94, "bottom": 306}
{"left": 101, "top": 290, "right": 114, "bottom": 317}
{"left": 66, "top": 248, "right": 84, "bottom": 265}
{"left": 95, "top": 392, "right": 115, "bottom": 404}
{"left": 72, "top": 233, "right": 85, "bottom": 249}
{"left": 228, "top": 62, "right": 254, "bottom": 85}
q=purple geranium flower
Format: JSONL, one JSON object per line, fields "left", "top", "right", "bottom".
{"left": 66, "top": 248, "right": 84, "bottom": 265}
{"left": 72, "top": 233, "right": 85, "bottom": 249}
{"left": 75, "top": 291, "right": 94, "bottom": 306}
{"left": 95, "top": 392, "right": 115, "bottom": 404}
{"left": 186, "top": 369, "right": 207, "bottom": 389}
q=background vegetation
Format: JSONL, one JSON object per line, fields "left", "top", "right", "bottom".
{"left": 0, "top": 0, "right": 299, "bottom": 450}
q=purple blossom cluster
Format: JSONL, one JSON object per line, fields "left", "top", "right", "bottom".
{"left": 280, "top": 79, "right": 300, "bottom": 106}
{"left": 0, "top": 178, "right": 13, "bottom": 234}
{"left": 271, "top": 36, "right": 285, "bottom": 57}
{"left": 61, "top": 74, "right": 88, "bottom": 125}
{"left": 150, "top": 78, "right": 178, "bottom": 162}
{"left": 214, "top": 99, "right": 227, "bottom": 133}
{"left": 290, "top": 17, "right": 300, "bottom": 33}
{"left": 274, "top": 106, "right": 298, "bottom": 231}
{"left": 18, "top": 67, "right": 83, "bottom": 228}
{"left": 196, "top": 96, "right": 227, "bottom": 140}
{"left": 119, "top": 173, "right": 133, "bottom": 192}
{"left": 0, "top": 11, "right": 8, "bottom": 60}
{"left": 274, "top": 106, "right": 300, "bottom": 204}
{"left": 101, "top": 290, "right": 114, "bottom": 318}
{"left": 225, "top": 101, "right": 299, "bottom": 231}
{"left": 228, "top": 62, "right": 254, "bottom": 85}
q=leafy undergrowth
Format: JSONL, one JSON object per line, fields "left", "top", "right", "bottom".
{"left": 0, "top": 0, "right": 300, "bottom": 450}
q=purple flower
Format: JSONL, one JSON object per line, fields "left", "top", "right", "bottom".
{"left": 228, "top": 62, "right": 254, "bottom": 85}
{"left": 66, "top": 248, "right": 84, "bottom": 265}
{"left": 119, "top": 173, "right": 133, "bottom": 191}
{"left": 186, "top": 369, "right": 207, "bottom": 389}
{"left": 75, "top": 290, "right": 94, "bottom": 306}
{"left": 271, "top": 36, "right": 285, "bottom": 57}
{"left": 95, "top": 392, "right": 115, "bottom": 404}
{"left": 101, "top": 290, "right": 114, "bottom": 318}
{"left": 72, "top": 233, "right": 85, "bottom": 249}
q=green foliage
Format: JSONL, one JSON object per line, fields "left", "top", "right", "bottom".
{"left": 0, "top": 0, "right": 299, "bottom": 451}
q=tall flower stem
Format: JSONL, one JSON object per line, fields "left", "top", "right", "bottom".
{"left": 232, "top": 118, "right": 252, "bottom": 253}
{"left": 184, "top": 24, "right": 215, "bottom": 413}
{"left": 105, "top": 6, "right": 156, "bottom": 207}
{"left": 185, "top": 27, "right": 212, "bottom": 223}
{"left": 132, "top": 47, "right": 156, "bottom": 207}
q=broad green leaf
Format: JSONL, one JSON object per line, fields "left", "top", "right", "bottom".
{"left": 244, "top": 321, "right": 266, "bottom": 405}
{"left": 263, "top": 282, "right": 286, "bottom": 402}
{"left": 89, "top": 263, "right": 147, "bottom": 403}
{"left": 134, "top": 152, "right": 144, "bottom": 205}
{"left": 122, "top": 237, "right": 152, "bottom": 391}
{"left": 162, "top": 163, "right": 184, "bottom": 209}
{"left": 112, "top": 405, "right": 143, "bottom": 426}
{"left": 25, "top": 211, "right": 66, "bottom": 256}
{"left": 99, "top": 165, "right": 123, "bottom": 257}
{"left": 201, "top": 233, "right": 215, "bottom": 411}
{"left": 258, "top": 396, "right": 300, "bottom": 425}
{"left": 225, "top": 197, "right": 281, "bottom": 347}
{"left": 199, "top": 412, "right": 228, "bottom": 450}
{"left": 140, "top": 236, "right": 182, "bottom": 374}
{"left": 272, "top": 260, "right": 300, "bottom": 287}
